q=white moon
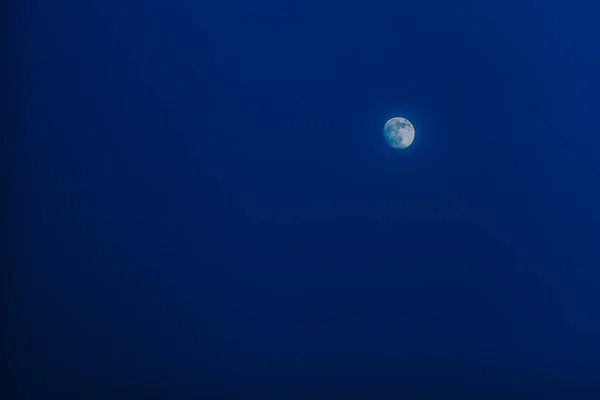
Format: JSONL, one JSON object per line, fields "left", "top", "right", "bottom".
{"left": 383, "top": 117, "right": 415, "bottom": 149}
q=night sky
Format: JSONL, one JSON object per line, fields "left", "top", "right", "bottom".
{"left": 5, "top": 0, "right": 600, "bottom": 398}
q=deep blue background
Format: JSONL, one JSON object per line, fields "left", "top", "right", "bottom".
{"left": 6, "top": 0, "right": 600, "bottom": 397}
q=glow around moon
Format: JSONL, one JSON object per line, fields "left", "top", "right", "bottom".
{"left": 383, "top": 117, "right": 415, "bottom": 149}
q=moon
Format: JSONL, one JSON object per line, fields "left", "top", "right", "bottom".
{"left": 383, "top": 117, "right": 415, "bottom": 149}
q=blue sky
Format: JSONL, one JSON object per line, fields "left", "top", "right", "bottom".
{"left": 7, "top": 0, "right": 600, "bottom": 397}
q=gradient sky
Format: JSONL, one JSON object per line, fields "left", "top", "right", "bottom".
{"left": 6, "top": 0, "right": 600, "bottom": 398}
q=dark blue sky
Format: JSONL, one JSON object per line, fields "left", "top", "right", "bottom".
{"left": 7, "top": 0, "right": 600, "bottom": 397}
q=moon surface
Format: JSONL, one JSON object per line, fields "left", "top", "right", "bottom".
{"left": 383, "top": 117, "right": 415, "bottom": 149}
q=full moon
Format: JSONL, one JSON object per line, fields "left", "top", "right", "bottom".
{"left": 383, "top": 117, "right": 415, "bottom": 149}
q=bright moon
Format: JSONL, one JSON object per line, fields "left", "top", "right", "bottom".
{"left": 383, "top": 117, "right": 415, "bottom": 149}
